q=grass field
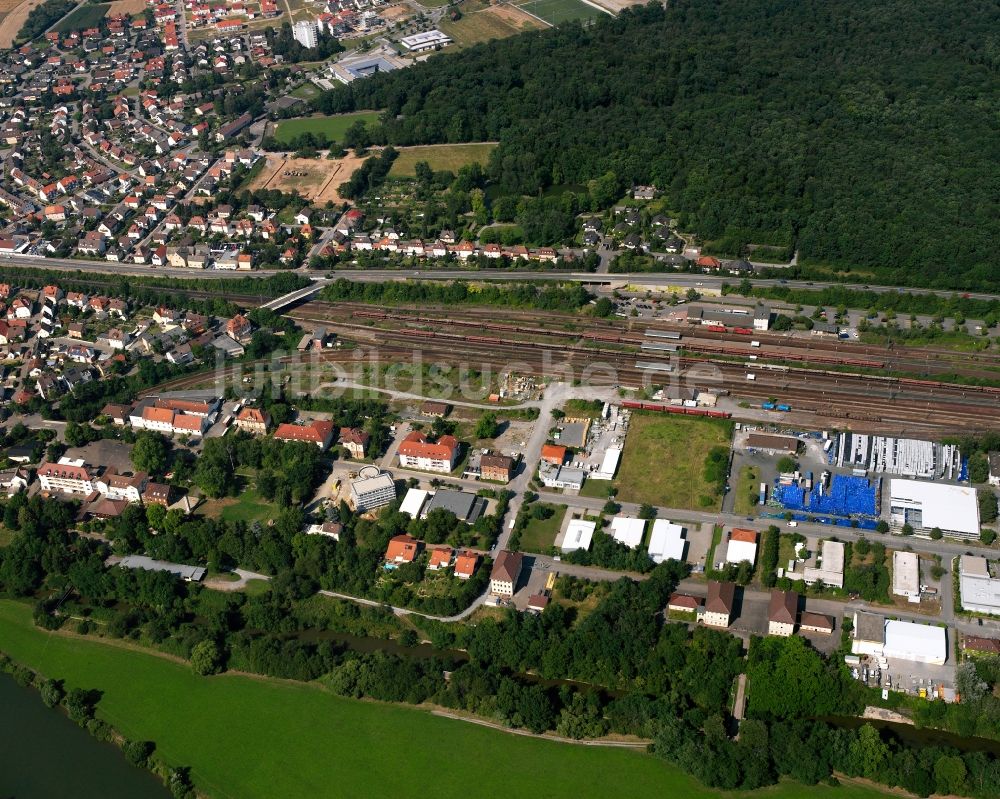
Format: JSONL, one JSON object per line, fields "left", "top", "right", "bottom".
{"left": 389, "top": 143, "right": 498, "bottom": 176}
{"left": 52, "top": 2, "right": 110, "bottom": 32}
{"left": 0, "top": 601, "right": 889, "bottom": 799}
{"left": 289, "top": 82, "right": 321, "bottom": 100}
{"left": 440, "top": 7, "right": 543, "bottom": 47}
{"left": 616, "top": 413, "right": 733, "bottom": 510}
{"left": 519, "top": 503, "right": 565, "bottom": 553}
{"left": 273, "top": 111, "right": 381, "bottom": 145}
{"left": 517, "top": 0, "right": 601, "bottom": 24}
{"left": 200, "top": 488, "right": 277, "bottom": 524}
{"left": 733, "top": 465, "right": 761, "bottom": 516}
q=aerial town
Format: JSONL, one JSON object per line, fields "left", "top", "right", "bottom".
{"left": 0, "top": 0, "right": 997, "bottom": 798}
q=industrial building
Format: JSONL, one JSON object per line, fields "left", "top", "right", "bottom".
{"left": 852, "top": 611, "right": 947, "bottom": 665}
{"left": 562, "top": 519, "right": 596, "bottom": 553}
{"left": 647, "top": 520, "right": 686, "bottom": 563}
{"left": 610, "top": 517, "right": 646, "bottom": 549}
{"left": 892, "top": 551, "right": 921, "bottom": 601}
{"left": 746, "top": 432, "right": 799, "bottom": 455}
{"left": 889, "top": 479, "right": 979, "bottom": 539}
{"left": 424, "top": 489, "right": 486, "bottom": 524}
{"left": 836, "top": 434, "right": 961, "bottom": 479}
{"left": 959, "top": 555, "right": 1000, "bottom": 615}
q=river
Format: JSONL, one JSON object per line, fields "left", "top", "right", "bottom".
{"left": 0, "top": 673, "right": 171, "bottom": 799}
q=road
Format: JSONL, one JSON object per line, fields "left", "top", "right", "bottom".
{"left": 537, "top": 491, "right": 994, "bottom": 562}
{"left": 4, "top": 254, "right": 1000, "bottom": 303}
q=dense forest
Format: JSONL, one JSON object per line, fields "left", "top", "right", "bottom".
{"left": 313, "top": 0, "right": 999, "bottom": 290}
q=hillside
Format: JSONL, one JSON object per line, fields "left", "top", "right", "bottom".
{"left": 313, "top": 0, "right": 1000, "bottom": 289}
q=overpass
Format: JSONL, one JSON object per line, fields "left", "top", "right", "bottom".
{"left": 259, "top": 279, "right": 327, "bottom": 312}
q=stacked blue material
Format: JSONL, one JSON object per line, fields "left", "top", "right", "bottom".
{"left": 773, "top": 475, "right": 877, "bottom": 517}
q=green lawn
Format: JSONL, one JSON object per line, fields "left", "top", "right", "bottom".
{"left": 273, "top": 111, "right": 382, "bottom": 145}
{"left": 388, "top": 143, "right": 498, "bottom": 177}
{"left": 289, "top": 82, "right": 321, "bottom": 100}
{"left": 0, "top": 527, "right": 18, "bottom": 547}
{"left": 52, "top": 2, "right": 111, "bottom": 32}
{"left": 200, "top": 488, "right": 277, "bottom": 524}
{"left": 519, "top": 504, "right": 566, "bottom": 553}
{"left": 516, "top": 0, "right": 602, "bottom": 24}
{"left": 0, "top": 601, "right": 889, "bottom": 799}
{"left": 439, "top": 10, "right": 541, "bottom": 47}
{"left": 616, "top": 413, "right": 733, "bottom": 510}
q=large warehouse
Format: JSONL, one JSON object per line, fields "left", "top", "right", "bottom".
{"left": 852, "top": 611, "right": 948, "bottom": 665}
{"left": 889, "top": 479, "right": 979, "bottom": 539}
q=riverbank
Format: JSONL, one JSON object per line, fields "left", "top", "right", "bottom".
{"left": 0, "top": 600, "right": 891, "bottom": 799}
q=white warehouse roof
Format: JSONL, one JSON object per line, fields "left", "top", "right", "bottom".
{"left": 562, "top": 519, "right": 596, "bottom": 552}
{"left": 598, "top": 447, "right": 621, "bottom": 478}
{"left": 610, "top": 516, "right": 646, "bottom": 549}
{"left": 883, "top": 620, "right": 947, "bottom": 665}
{"left": 890, "top": 479, "right": 979, "bottom": 536}
{"left": 726, "top": 539, "right": 758, "bottom": 566}
{"left": 647, "top": 520, "right": 685, "bottom": 564}
{"left": 399, "top": 488, "right": 429, "bottom": 518}
{"left": 892, "top": 550, "right": 920, "bottom": 597}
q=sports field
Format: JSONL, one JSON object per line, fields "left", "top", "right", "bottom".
{"left": 517, "top": 0, "right": 603, "bottom": 24}
{"left": 273, "top": 111, "right": 381, "bottom": 146}
{"left": 616, "top": 412, "right": 733, "bottom": 510}
{"left": 389, "top": 142, "right": 498, "bottom": 176}
{"left": 0, "top": 601, "right": 888, "bottom": 799}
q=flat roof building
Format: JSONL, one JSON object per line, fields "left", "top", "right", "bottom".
{"left": 118, "top": 555, "right": 205, "bottom": 582}
{"left": 399, "top": 487, "right": 429, "bottom": 518}
{"left": 889, "top": 479, "right": 979, "bottom": 539}
{"left": 399, "top": 29, "right": 452, "bottom": 52}
{"left": 424, "top": 489, "right": 485, "bottom": 524}
{"left": 892, "top": 551, "right": 921, "bottom": 600}
{"left": 562, "top": 519, "right": 596, "bottom": 553}
{"left": 852, "top": 611, "right": 947, "bottom": 665}
{"left": 746, "top": 433, "right": 799, "bottom": 454}
{"left": 959, "top": 555, "right": 1000, "bottom": 615}
{"left": 351, "top": 471, "right": 396, "bottom": 513}
{"left": 803, "top": 539, "right": 845, "bottom": 589}
{"left": 647, "top": 519, "right": 686, "bottom": 564}
{"left": 609, "top": 516, "right": 646, "bottom": 549}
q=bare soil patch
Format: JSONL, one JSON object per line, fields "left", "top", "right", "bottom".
{"left": 107, "top": 0, "right": 146, "bottom": 14}
{"left": 248, "top": 150, "right": 370, "bottom": 204}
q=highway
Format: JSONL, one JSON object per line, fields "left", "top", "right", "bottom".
{"left": 2, "top": 253, "right": 999, "bottom": 303}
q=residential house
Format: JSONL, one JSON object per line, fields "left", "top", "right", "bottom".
{"left": 397, "top": 431, "right": 459, "bottom": 473}
{"left": 384, "top": 534, "right": 421, "bottom": 565}
{"left": 490, "top": 550, "right": 523, "bottom": 598}
{"left": 338, "top": 427, "right": 369, "bottom": 459}
{"left": 703, "top": 581, "right": 735, "bottom": 628}
{"left": 273, "top": 420, "right": 335, "bottom": 450}
{"left": 768, "top": 589, "right": 798, "bottom": 636}
{"left": 235, "top": 407, "right": 270, "bottom": 435}
{"left": 480, "top": 453, "right": 514, "bottom": 483}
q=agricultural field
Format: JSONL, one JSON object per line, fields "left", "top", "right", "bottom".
{"left": 388, "top": 143, "right": 498, "bottom": 177}
{"left": 52, "top": 1, "right": 109, "bottom": 32}
{"left": 439, "top": 5, "right": 544, "bottom": 47}
{"left": 0, "top": 601, "right": 889, "bottom": 799}
{"left": 107, "top": 0, "right": 144, "bottom": 13}
{"left": 516, "top": 0, "right": 603, "bottom": 25}
{"left": 273, "top": 111, "right": 381, "bottom": 146}
{"left": 615, "top": 412, "right": 734, "bottom": 511}
{"left": 0, "top": 0, "right": 44, "bottom": 47}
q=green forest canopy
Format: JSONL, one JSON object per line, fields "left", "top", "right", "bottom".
{"left": 313, "top": 0, "right": 999, "bottom": 290}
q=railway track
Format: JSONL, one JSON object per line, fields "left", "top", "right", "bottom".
{"left": 287, "top": 308, "right": 1000, "bottom": 433}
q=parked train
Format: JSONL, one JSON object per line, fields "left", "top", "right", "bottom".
{"left": 621, "top": 401, "right": 731, "bottom": 419}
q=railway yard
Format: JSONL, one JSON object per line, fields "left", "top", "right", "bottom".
{"left": 274, "top": 301, "right": 1000, "bottom": 436}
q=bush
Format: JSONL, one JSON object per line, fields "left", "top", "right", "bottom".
{"left": 122, "top": 739, "right": 155, "bottom": 769}
{"left": 190, "top": 639, "right": 224, "bottom": 676}
{"left": 40, "top": 678, "right": 65, "bottom": 708}
{"left": 981, "top": 528, "right": 997, "bottom": 545}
